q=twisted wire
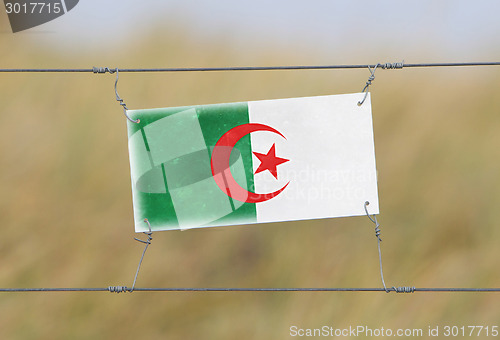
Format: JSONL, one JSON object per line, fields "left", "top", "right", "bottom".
{"left": 130, "top": 219, "right": 154, "bottom": 292}
{"left": 364, "top": 202, "right": 416, "bottom": 294}
{"left": 391, "top": 286, "right": 415, "bottom": 293}
{"left": 92, "top": 67, "right": 115, "bottom": 74}
{"left": 108, "top": 286, "right": 129, "bottom": 293}
{"left": 380, "top": 61, "right": 404, "bottom": 69}
{"left": 112, "top": 68, "right": 139, "bottom": 124}
{"left": 357, "top": 64, "right": 379, "bottom": 106}
{"left": 364, "top": 201, "right": 389, "bottom": 292}
{"left": 91, "top": 67, "right": 139, "bottom": 123}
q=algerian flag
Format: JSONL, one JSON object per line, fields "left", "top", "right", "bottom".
{"left": 127, "top": 93, "right": 379, "bottom": 232}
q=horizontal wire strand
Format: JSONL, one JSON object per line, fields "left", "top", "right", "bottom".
{"left": 0, "top": 62, "right": 500, "bottom": 73}
{"left": 1, "top": 287, "right": 500, "bottom": 293}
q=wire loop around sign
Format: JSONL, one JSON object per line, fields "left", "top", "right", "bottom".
{"left": 357, "top": 64, "right": 378, "bottom": 106}
{"left": 113, "top": 69, "right": 140, "bottom": 124}
{"left": 107, "top": 219, "right": 153, "bottom": 293}
{"left": 364, "top": 201, "right": 389, "bottom": 292}
{"left": 357, "top": 61, "right": 404, "bottom": 106}
{"left": 130, "top": 219, "right": 153, "bottom": 292}
{"left": 364, "top": 201, "right": 415, "bottom": 294}
{"left": 92, "top": 66, "right": 139, "bottom": 123}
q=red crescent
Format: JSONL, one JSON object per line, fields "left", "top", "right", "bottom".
{"left": 211, "top": 123, "right": 289, "bottom": 203}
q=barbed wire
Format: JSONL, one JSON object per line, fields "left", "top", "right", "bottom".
{"left": 0, "top": 61, "right": 499, "bottom": 73}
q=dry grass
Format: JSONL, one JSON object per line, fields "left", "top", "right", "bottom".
{"left": 1, "top": 21, "right": 500, "bottom": 339}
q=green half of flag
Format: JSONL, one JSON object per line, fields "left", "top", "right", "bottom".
{"left": 127, "top": 102, "right": 257, "bottom": 231}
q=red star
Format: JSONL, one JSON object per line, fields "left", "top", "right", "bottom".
{"left": 253, "top": 144, "right": 289, "bottom": 180}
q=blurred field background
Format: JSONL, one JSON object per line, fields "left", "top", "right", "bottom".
{"left": 1, "top": 2, "right": 500, "bottom": 339}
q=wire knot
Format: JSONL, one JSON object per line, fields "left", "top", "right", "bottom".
{"left": 108, "top": 286, "right": 129, "bottom": 293}
{"left": 374, "top": 223, "right": 382, "bottom": 241}
{"left": 391, "top": 286, "right": 415, "bottom": 293}
{"left": 364, "top": 201, "right": 382, "bottom": 242}
{"left": 134, "top": 231, "right": 153, "bottom": 245}
{"left": 380, "top": 61, "right": 404, "bottom": 70}
{"left": 365, "top": 73, "right": 375, "bottom": 87}
{"left": 134, "top": 219, "right": 153, "bottom": 245}
{"left": 92, "top": 67, "right": 116, "bottom": 74}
